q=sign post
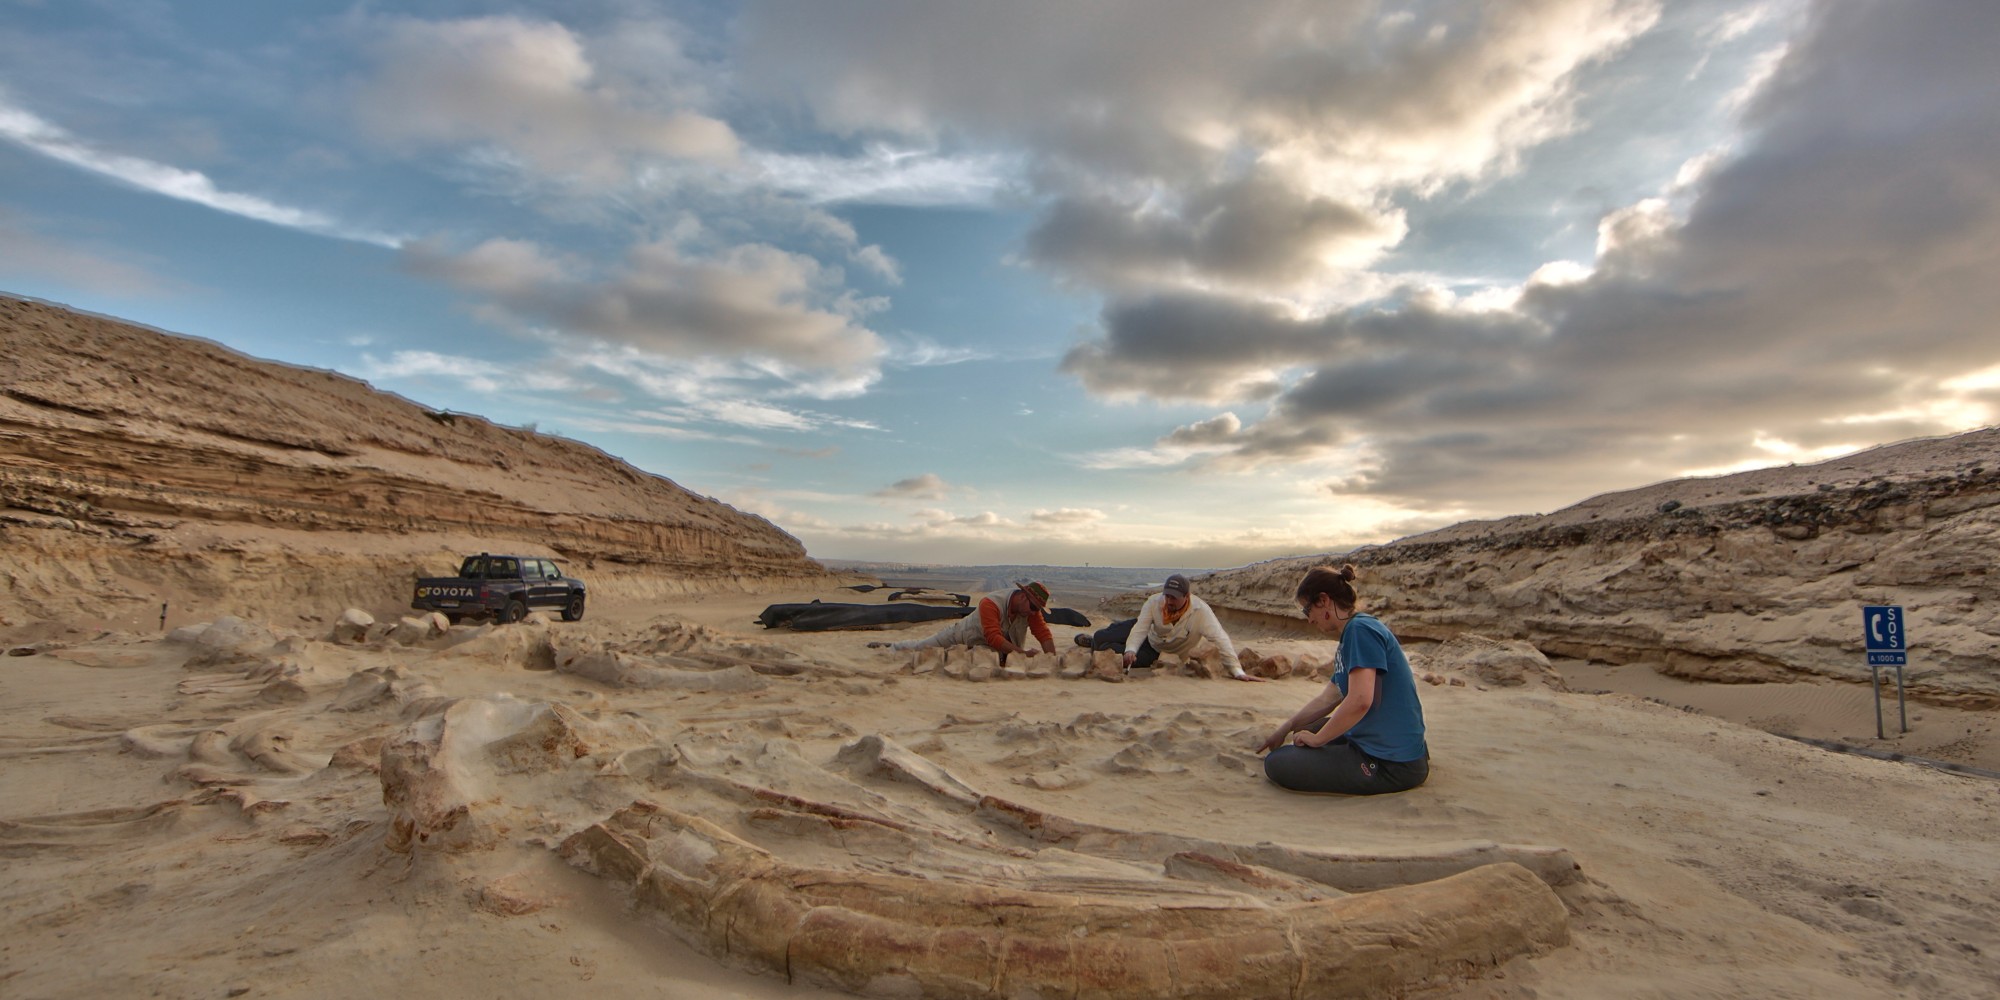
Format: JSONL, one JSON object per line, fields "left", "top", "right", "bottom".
{"left": 1862, "top": 605, "right": 1908, "bottom": 738}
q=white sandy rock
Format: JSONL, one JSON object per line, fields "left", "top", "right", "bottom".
{"left": 331, "top": 609, "right": 374, "bottom": 644}
{"left": 1431, "top": 633, "right": 1569, "bottom": 690}
{"left": 387, "top": 613, "right": 449, "bottom": 646}
{"left": 184, "top": 616, "right": 279, "bottom": 668}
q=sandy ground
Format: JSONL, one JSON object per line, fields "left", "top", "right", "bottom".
{"left": 3, "top": 586, "right": 1997, "bottom": 999}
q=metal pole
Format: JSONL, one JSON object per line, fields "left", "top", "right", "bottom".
{"left": 159, "top": 602, "right": 168, "bottom": 632}
{"left": 1871, "top": 663, "right": 1884, "bottom": 740}
{"left": 1896, "top": 663, "right": 1907, "bottom": 734}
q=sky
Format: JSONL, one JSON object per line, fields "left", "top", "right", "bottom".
{"left": 5, "top": 1, "right": 1999, "bottom": 570}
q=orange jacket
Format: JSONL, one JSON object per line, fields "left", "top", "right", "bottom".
{"left": 979, "top": 592, "right": 1052, "bottom": 653}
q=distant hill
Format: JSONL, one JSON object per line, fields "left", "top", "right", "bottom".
{"left": 0, "top": 294, "right": 841, "bottom": 632}
{"left": 1193, "top": 427, "right": 2000, "bottom": 709}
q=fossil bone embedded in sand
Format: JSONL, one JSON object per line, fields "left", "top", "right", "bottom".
{"left": 562, "top": 800, "right": 1569, "bottom": 999}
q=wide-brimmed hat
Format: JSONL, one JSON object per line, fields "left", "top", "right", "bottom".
{"left": 1017, "top": 580, "right": 1051, "bottom": 610}
{"left": 1163, "top": 573, "right": 1191, "bottom": 599}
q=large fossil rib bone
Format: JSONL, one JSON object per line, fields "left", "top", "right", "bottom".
{"left": 562, "top": 800, "right": 1570, "bottom": 999}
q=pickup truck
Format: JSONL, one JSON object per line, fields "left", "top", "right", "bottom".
{"left": 411, "top": 553, "right": 587, "bottom": 624}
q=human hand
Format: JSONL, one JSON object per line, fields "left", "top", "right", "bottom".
{"left": 1255, "top": 728, "right": 1288, "bottom": 754}
{"left": 1291, "top": 730, "right": 1324, "bottom": 748}
{"left": 1122, "top": 652, "right": 1137, "bottom": 669}
{"left": 1021, "top": 647, "right": 1040, "bottom": 658}
{"left": 1233, "top": 672, "right": 1267, "bottom": 683}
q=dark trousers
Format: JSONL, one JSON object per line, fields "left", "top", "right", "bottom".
{"left": 1263, "top": 718, "right": 1429, "bottom": 796}
{"left": 1082, "top": 618, "right": 1159, "bottom": 668}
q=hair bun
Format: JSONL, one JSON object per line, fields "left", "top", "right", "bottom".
{"left": 1337, "top": 564, "right": 1357, "bottom": 581}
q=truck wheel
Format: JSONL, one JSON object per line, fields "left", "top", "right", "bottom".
{"left": 499, "top": 599, "right": 527, "bottom": 624}
{"left": 560, "top": 594, "right": 586, "bottom": 622}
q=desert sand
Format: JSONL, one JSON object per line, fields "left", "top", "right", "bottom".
{"left": 2, "top": 585, "right": 1995, "bottom": 999}
{"left": 5, "top": 297, "right": 1998, "bottom": 997}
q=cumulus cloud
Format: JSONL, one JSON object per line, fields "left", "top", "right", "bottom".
{"left": 354, "top": 16, "right": 736, "bottom": 183}
{"left": 403, "top": 234, "right": 887, "bottom": 389}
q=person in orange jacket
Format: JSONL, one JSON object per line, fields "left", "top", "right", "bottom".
{"left": 868, "top": 580, "right": 1057, "bottom": 664}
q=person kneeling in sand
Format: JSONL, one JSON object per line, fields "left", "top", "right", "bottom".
{"left": 867, "top": 580, "right": 1057, "bottom": 665}
{"left": 1075, "top": 574, "right": 1261, "bottom": 681}
{"left": 1255, "top": 564, "right": 1429, "bottom": 795}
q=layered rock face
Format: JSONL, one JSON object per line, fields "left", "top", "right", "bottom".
{"left": 0, "top": 295, "right": 837, "bottom": 629}
{"left": 1198, "top": 429, "right": 2000, "bottom": 708}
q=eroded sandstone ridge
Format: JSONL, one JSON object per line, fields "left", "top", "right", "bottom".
{"left": 1197, "top": 429, "right": 2000, "bottom": 708}
{"left": 0, "top": 295, "right": 838, "bottom": 628}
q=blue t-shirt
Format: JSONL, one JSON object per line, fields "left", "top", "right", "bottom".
{"left": 1334, "top": 614, "right": 1428, "bottom": 762}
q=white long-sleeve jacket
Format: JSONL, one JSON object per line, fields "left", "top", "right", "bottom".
{"left": 1126, "top": 593, "right": 1244, "bottom": 678}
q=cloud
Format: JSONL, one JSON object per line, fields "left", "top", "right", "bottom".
{"left": 1161, "top": 412, "right": 1243, "bottom": 447}
{"left": 1065, "top": 2, "right": 2000, "bottom": 512}
{"left": 1029, "top": 507, "right": 1106, "bottom": 525}
{"left": 352, "top": 340, "right": 879, "bottom": 442}
{"left": 740, "top": 0, "right": 1660, "bottom": 297}
{"left": 354, "top": 350, "right": 588, "bottom": 395}
{"left": 747, "top": 144, "right": 1018, "bottom": 207}
{"left": 873, "top": 473, "right": 954, "bottom": 500}
{"left": 884, "top": 334, "right": 989, "bottom": 367}
{"left": 354, "top": 16, "right": 736, "bottom": 183}
{"left": 0, "top": 98, "right": 402, "bottom": 247}
{"left": 403, "top": 234, "right": 887, "bottom": 388}
{"left": 1058, "top": 292, "right": 1330, "bottom": 402}
{"left": 1025, "top": 170, "right": 1403, "bottom": 294}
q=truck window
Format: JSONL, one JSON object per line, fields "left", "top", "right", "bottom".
{"left": 536, "top": 560, "right": 556, "bottom": 579}
{"left": 459, "top": 556, "right": 484, "bottom": 578}
{"left": 491, "top": 558, "right": 518, "bottom": 578}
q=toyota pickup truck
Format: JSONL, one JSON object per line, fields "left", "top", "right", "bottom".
{"left": 411, "top": 553, "right": 587, "bottom": 624}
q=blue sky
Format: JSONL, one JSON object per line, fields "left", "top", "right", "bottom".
{"left": 5, "top": 1, "right": 1999, "bottom": 568}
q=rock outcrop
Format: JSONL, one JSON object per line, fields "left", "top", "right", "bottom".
{"left": 1197, "top": 428, "right": 2000, "bottom": 708}
{"left": 0, "top": 295, "right": 841, "bottom": 629}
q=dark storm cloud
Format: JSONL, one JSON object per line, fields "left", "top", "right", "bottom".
{"left": 1161, "top": 413, "right": 1243, "bottom": 448}
{"left": 1024, "top": 172, "right": 1395, "bottom": 292}
{"left": 1089, "top": 2, "right": 2000, "bottom": 513}
{"left": 1058, "top": 291, "right": 1337, "bottom": 401}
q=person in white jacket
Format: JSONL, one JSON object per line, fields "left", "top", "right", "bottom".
{"left": 1078, "top": 574, "right": 1263, "bottom": 681}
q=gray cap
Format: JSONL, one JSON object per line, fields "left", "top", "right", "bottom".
{"left": 1163, "top": 573, "right": 1190, "bottom": 598}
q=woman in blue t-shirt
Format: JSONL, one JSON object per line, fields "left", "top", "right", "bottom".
{"left": 1256, "top": 564, "right": 1430, "bottom": 795}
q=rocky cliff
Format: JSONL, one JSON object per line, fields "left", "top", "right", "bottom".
{"left": 1195, "top": 429, "right": 2000, "bottom": 709}
{"left": 0, "top": 295, "right": 841, "bottom": 633}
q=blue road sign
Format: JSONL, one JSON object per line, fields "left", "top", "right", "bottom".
{"left": 1862, "top": 605, "right": 1905, "bottom": 652}
{"left": 1863, "top": 605, "right": 1910, "bottom": 737}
